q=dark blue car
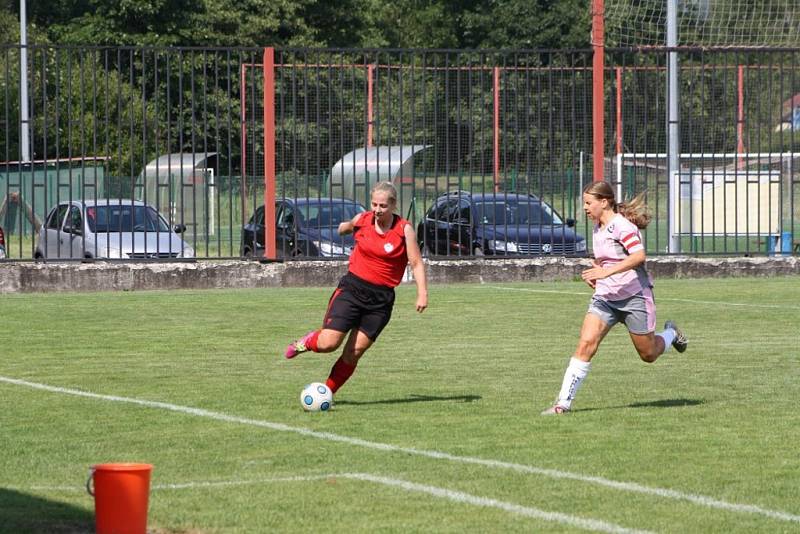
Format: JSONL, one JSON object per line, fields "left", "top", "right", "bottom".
{"left": 418, "top": 191, "right": 587, "bottom": 257}
{"left": 241, "top": 197, "right": 366, "bottom": 258}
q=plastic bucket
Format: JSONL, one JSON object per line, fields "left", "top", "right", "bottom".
{"left": 86, "top": 463, "right": 153, "bottom": 534}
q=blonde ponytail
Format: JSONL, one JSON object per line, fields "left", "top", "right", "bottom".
{"left": 617, "top": 191, "right": 652, "bottom": 229}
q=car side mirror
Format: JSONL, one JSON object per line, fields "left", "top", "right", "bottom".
{"left": 455, "top": 217, "right": 471, "bottom": 225}
{"left": 566, "top": 218, "right": 576, "bottom": 227}
{"left": 173, "top": 224, "right": 187, "bottom": 234}
{"left": 66, "top": 225, "right": 82, "bottom": 236}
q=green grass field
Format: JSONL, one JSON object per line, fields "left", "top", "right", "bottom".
{"left": 1, "top": 277, "right": 799, "bottom": 533}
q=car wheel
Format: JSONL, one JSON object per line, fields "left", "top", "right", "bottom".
{"left": 473, "top": 246, "right": 484, "bottom": 256}
{"left": 241, "top": 246, "right": 251, "bottom": 257}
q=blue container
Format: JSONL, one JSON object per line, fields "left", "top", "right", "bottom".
{"left": 780, "top": 231, "right": 793, "bottom": 254}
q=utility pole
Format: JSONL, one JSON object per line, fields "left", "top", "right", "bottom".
{"left": 667, "top": 0, "right": 681, "bottom": 253}
{"left": 591, "top": 0, "right": 605, "bottom": 183}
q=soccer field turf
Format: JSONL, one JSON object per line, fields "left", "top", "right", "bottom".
{"left": 0, "top": 276, "right": 798, "bottom": 533}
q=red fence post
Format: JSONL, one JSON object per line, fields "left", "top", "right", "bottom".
{"left": 737, "top": 65, "right": 745, "bottom": 168}
{"left": 592, "top": 0, "right": 605, "bottom": 182}
{"left": 240, "top": 63, "right": 248, "bottom": 206}
{"left": 263, "top": 47, "right": 276, "bottom": 260}
{"left": 493, "top": 66, "right": 500, "bottom": 192}
{"left": 615, "top": 67, "right": 622, "bottom": 156}
{"left": 367, "top": 64, "right": 374, "bottom": 148}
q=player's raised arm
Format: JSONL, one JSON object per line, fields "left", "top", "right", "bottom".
{"left": 338, "top": 212, "right": 364, "bottom": 236}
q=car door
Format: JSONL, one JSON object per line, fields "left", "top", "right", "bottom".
{"left": 243, "top": 205, "right": 265, "bottom": 256}
{"left": 43, "top": 204, "right": 70, "bottom": 258}
{"left": 64, "top": 205, "right": 86, "bottom": 258}
{"left": 450, "top": 197, "right": 474, "bottom": 255}
{"left": 430, "top": 197, "right": 472, "bottom": 256}
{"left": 275, "top": 202, "right": 296, "bottom": 258}
{"left": 423, "top": 198, "right": 453, "bottom": 255}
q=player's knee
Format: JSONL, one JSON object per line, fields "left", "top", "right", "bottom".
{"left": 316, "top": 333, "right": 343, "bottom": 352}
{"left": 637, "top": 347, "right": 659, "bottom": 363}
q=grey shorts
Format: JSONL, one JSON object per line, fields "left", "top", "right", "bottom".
{"left": 587, "top": 288, "right": 656, "bottom": 334}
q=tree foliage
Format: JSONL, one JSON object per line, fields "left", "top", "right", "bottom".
{"left": 2, "top": 0, "right": 591, "bottom": 49}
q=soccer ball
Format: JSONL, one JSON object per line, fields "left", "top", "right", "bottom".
{"left": 300, "top": 382, "right": 333, "bottom": 412}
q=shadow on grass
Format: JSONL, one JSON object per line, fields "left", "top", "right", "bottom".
{"left": 626, "top": 398, "right": 704, "bottom": 409}
{"left": 575, "top": 398, "right": 704, "bottom": 413}
{"left": 336, "top": 393, "right": 482, "bottom": 406}
{"left": 0, "top": 488, "right": 93, "bottom": 533}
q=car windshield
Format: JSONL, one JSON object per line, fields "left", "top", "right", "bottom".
{"left": 475, "top": 199, "right": 562, "bottom": 226}
{"left": 87, "top": 204, "right": 171, "bottom": 233}
{"left": 297, "top": 202, "right": 366, "bottom": 227}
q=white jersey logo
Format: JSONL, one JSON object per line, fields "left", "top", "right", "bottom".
{"left": 383, "top": 242, "right": 394, "bottom": 253}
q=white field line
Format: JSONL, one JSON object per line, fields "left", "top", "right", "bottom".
{"left": 485, "top": 286, "right": 800, "bottom": 310}
{"left": 27, "top": 473, "right": 650, "bottom": 534}
{"left": 3, "top": 376, "right": 799, "bottom": 525}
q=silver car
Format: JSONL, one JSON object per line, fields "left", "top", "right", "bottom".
{"left": 35, "top": 199, "right": 195, "bottom": 259}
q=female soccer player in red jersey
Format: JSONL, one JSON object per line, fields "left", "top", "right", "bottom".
{"left": 542, "top": 181, "right": 688, "bottom": 415}
{"left": 283, "top": 181, "right": 428, "bottom": 396}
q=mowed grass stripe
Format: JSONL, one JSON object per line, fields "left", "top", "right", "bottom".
{"left": 2, "top": 375, "right": 798, "bottom": 525}
{"left": 22, "top": 473, "right": 652, "bottom": 534}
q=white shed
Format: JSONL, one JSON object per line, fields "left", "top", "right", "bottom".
{"left": 329, "top": 145, "right": 430, "bottom": 219}
{"left": 136, "top": 152, "right": 217, "bottom": 236}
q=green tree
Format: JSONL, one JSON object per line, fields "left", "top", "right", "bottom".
{"left": 6, "top": 0, "right": 593, "bottom": 49}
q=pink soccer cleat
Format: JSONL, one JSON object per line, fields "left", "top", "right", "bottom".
{"left": 284, "top": 330, "right": 316, "bottom": 359}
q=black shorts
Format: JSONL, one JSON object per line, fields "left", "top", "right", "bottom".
{"left": 322, "top": 272, "right": 395, "bottom": 341}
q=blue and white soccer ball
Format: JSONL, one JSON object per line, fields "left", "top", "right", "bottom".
{"left": 300, "top": 382, "right": 333, "bottom": 412}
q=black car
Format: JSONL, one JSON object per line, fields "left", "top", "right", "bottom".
{"left": 418, "top": 191, "right": 587, "bottom": 257}
{"left": 241, "top": 197, "right": 367, "bottom": 258}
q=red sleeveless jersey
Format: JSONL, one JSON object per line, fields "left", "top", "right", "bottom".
{"left": 348, "top": 212, "right": 409, "bottom": 288}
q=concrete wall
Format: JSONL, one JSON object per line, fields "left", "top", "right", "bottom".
{"left": 0, "top": 256, "right": 797, "bottom": 293}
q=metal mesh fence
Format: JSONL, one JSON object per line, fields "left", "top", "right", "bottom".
{"left": 1, "top": 45, "right": 797, "bottom": 260}
{"left": 237, "top": 49, "right": 594, "bottom": 258}
{"left": 607, "top": 48, "right": 800, "bottom": 255}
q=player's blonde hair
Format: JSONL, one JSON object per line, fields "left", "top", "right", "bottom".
{"left": 372, "top": 181, "right": 398, "bottom": 206}
{"left": 583, "top": 181, "right": 652, "bottom": 229}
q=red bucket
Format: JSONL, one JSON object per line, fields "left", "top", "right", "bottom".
{"left": 87, "top": 463, "right": 153, "bottom": 534}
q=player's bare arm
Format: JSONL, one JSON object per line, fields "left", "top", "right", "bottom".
{"left": 404, "top": 223, "right": 428, "bottom": 313}
{"left": 338, "top": 212, "right": 364, "bottom": 236}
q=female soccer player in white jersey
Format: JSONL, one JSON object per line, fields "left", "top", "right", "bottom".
{"left": 542, "top": 181, "right": 688, "bottom": 415}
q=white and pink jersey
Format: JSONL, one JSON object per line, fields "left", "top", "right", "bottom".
{"left": 592, "top": 213, "right": 652, "bottom": 301}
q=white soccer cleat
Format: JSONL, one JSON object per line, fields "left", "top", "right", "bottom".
{"left": 540, "top": 404, "right": 570, "bottom": 416}
{"left": 664, "top": 320, "right": 688, "bottom": 353}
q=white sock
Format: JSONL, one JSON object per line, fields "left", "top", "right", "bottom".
{"left": 657, "top": 328, "right": 676, "bottom": 353}
{"left": 556, "top": 357, "right": 591, "bottom": 409}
